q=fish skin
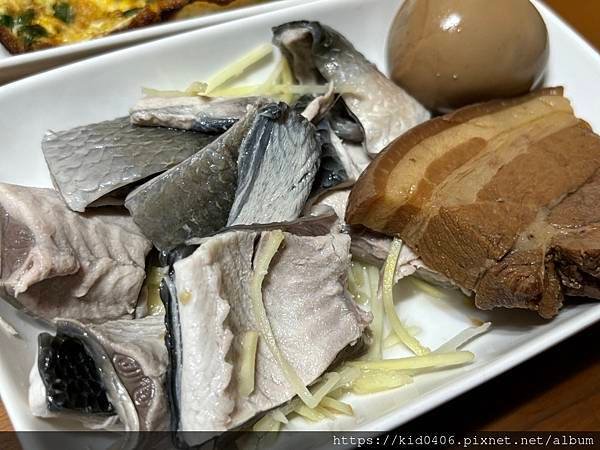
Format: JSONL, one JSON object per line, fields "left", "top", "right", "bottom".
{"left": 227, "top": 102, "right": 320, "bottom": 226}
{"left": 328, "top": 99, "right": 365, "bottom": 143}
{"left": 42, "top": 117, "right": 215, "bottom": 212}
{"left": 31, "top": 315, "right": 169, "bottom": 432}
{"left": 125, "top": 108, "right": 258, "bottom": 250}
{"left": 272, "top": 21, "right": 430, "bottom": 155}
{"left": 80, "top": 315, "right": 170, "bottom": 432}
{"left": 309, "top": 119, "right": 352, "bottom": 200}
{"left": 130, "top": 96, "right": 269, "bottom": 133}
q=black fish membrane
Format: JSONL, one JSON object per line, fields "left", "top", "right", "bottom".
{"left": 38, "top": 333, "right": 115, "bottom": 415}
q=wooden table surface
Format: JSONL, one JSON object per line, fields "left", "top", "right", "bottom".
{"left": 0, "top": 0, "right": 599, "bottom": 435}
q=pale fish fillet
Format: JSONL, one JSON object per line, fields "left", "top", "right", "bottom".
{"left": 130, "top": 95, "right": 268, "bottom": 132}
{"left": 0, "top": 183, "right": 151, "bottom": 323}
{"left": 273, "top": 21, "right": 431, "bottom": 155}
{"left": 164, "top": 228, "right": 369, "bottom": 438}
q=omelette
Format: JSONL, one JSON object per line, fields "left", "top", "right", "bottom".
{"left": 0, "top": 0, "right": 253, "bottom": 54}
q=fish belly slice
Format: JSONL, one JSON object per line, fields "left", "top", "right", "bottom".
{"left": 227, "top": 103, "right": 320, "bottom": 226}
{"left": 130, "top": 95, "right": 268, "bottom": 132}
{"left": 0, "top": 183, "right": 151, "bottom": 323}
{"left": 272, "top": 21, "right": 430, "bottom": 156}
{"left": 168, "top": 229, "right": 369, "bottom": 436}
{"left": 31, "top": 315, "right": 168, "bottom": 431}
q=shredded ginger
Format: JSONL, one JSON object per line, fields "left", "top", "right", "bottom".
{"left": 435, "top": 322, "right": 491, "bottom": 353}
{"left": 349, "top": 351, "right": 474, "bottom": 371}
{"left": 145, "top": 266, "right": 167, "bottom": 315}
{"left": 383, "top": 325, "right": 421, "bottom": 349}
{"left": 250, "top": 230, "right": 319, "bottom": 408}
{"left": 143, "top": 43, "right": 334, "bottom": 103}
{"left": 351, "top": 370, "right": 413, "bottom": 394}
{"left": 237, "top": 330, "right": 259, "bottom": 397}
{"left": 409, "top": 276, "right": 448, "bottom": 299}
{"left": 348, "top": 260, "right": 383, "bottom": 359}
{"left": 320, "top": 396, "right": 353, "bottom": 416}
{"left": 278, "top": 56, "right": 296, "bottom": 104}
{"left": 204, "top": 43, "right": 273, "bottom": 94}
{"left": 209, "top": 83, "right": 331, "bottom": 98}
{"left": 383, "top": 239, "right": 430, "bottom": 355}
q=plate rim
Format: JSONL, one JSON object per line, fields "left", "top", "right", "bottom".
{"left": 0, "top": 0, "right": 320, "bottom": 70}
{"left": 0, "top": 0, "right": 599, "bottom": 434}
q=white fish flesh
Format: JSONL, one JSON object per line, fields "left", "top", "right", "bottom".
{"left": 0, "top": 183, "right": 151, "bottom": 323}
{"left": 130, "top": 95, "right": 269, "bottom": 133}
{"left": 162, "top": 225, "right": 369, "bottom": 440}
{"left": 273, "top": 21, "right": 430, "bottom": 155}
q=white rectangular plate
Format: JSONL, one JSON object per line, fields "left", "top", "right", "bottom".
{"left": 0, "top": 0, "right": 317, "bottom": 85}
{"left": 0, "top": 0, "right": 599, "bottom": 444}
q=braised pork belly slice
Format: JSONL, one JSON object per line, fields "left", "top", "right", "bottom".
{"left": 347, "top": 87, "right": 600, "bottom": 318}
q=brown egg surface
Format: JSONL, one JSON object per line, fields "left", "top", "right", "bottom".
{"left": 388, "top": 0, "right": 549, "bottom": 112}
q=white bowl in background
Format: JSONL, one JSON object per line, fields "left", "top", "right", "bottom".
{"left": 0, "top": 0, "right": 321, "bottom": 85}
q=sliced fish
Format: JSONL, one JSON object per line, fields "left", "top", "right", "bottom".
{"left": 299, "top": 90, "right": 357, "bottom": 200}
{"left": 0, "top": 183, "right": 151, "bottom": 323}
{"left": 184, "top": 208, "right": 341, "bottom": 248}
{"left": 161, "top": 225, "right": 369, "bottom": 440}
{"left": 29, "top": 315, "right": 168, "bottom": 431}
{"left": 326, "top": 122, "right": 371, "bottom": 181}
{"left": 309, "top": 120, "right": 351, "bottom": 201}
{"left": 273, "top": 21, "right": 430, "bottom": 155}
{"left": 130, "top": 95, "right": 269, "bottom": 132}
{"left": 227, "top": 102, "right": 320, "bottom": 226}
{"left": 328, "top": 99, "right": 365, "bottom": 143}
{"left": 124, "top": 107, "right": 258, "bottom": 250}
{"left": 42, "top": 117, "right": 215, "bottom": 212}
{"left": 306, "top": 117, "right": 369, "bottom": 206}
{"left": 293, "top": 76, "right": 367, "bottom": 206}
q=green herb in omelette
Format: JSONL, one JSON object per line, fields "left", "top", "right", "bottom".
{"left": 0, "top": 15, "right": 13, "bottom": 28}
{"left": 18, "top": 24, "right": 48, "bottom": 46}
{"left": 123, "top": 8, "right": 143, "bottom": 18}
{"left": 15, "top": 9, "right": 35, "bottom": 27}
{"left": 54, "top": 2, "right": 75, "bottom": 24}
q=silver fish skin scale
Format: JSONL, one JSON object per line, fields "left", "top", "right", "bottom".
{"left": 227, "top": 103, "right": 320, "bottom": 226}
{"left": 125, "top": 108, "right": 257, "bottom": 250}
{"left": 42, "top": 117, "right": 214, "bottom": 212}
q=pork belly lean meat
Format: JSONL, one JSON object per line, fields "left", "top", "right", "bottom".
{"left": 347, "top": 87, "right": 600, "bottom": 318}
